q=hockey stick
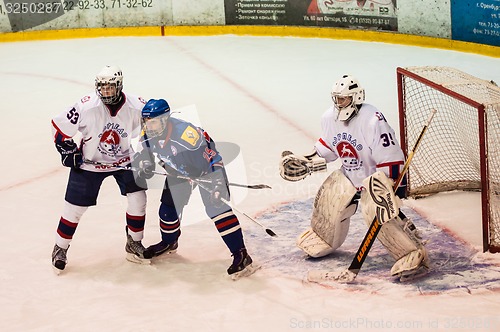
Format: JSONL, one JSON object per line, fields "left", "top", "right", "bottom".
{"left": 311, "top": 108, "right": 437, "bottom": 283}
{"left": 187, "top": 177, "right": 278, "bottom": 237}
{"left": 82, "top": 159, "right": 271, "bottom": 190}
{"left": 83, "top": 159, "right": 277, "bottom": 237}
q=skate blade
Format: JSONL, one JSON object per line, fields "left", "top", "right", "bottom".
{"left": 230, "top": 263, "right": 261, "bottom": 281}
{"left": 152, "top": 248, "right": 177, "bottom": 259}
{"left": 126, "top": 253, "right": 151, "bottom": 265}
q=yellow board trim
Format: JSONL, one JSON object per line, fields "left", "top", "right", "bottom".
{"left": 0, "top": 25, "right": 498, "bottom": 58}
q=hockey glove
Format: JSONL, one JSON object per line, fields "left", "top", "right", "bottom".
{"left": 210, "top": 185, "right": 228, "bottom": 209}
{"left": 133, "top": 151, "right": 156, "bottom": 179}
{"left": 205, "top": 169, "right": 230, "bottom": 208}
{"left": 137, "top": 159, "right": 155, "bottom": 179}
{"left": 362, "top": 171, "right": 401, "bottom": 225}
{"left": 280, "top": 150, "right": 327, "bottom": 181}
{"left": 55, "top": 139, "right": 83, "bottom": 169}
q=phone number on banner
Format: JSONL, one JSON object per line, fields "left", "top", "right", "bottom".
{"left": 0, "top": 0, "right": 154, "bottom": 14}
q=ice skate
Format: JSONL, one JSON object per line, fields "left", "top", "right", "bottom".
{"left": 125, "top": 228, "right": 153, "bottom": 265}
{"left": 227, "top": 248, "right": 258, "bottom": 280}
{"left": 52, "top": 244, "right": 68, "bottom": 275}
{"left": 147, "top": 241, "right": 178, "bottom": 258}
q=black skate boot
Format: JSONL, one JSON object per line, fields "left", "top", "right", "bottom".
{"left": 227, "top": 248, "right": 258, "bottom": 280}
{"left": 125, "top": 227, "right": 153, "bottom": 264}
{"left": 52, "top": 244, "right": 68, "bottom": 275}
{"left": 147, "top": 241, "right": 178, "bottom": 258}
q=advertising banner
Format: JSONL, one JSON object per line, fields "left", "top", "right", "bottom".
{"left": 0, "top": 0, "right": 165, "bottom": 32}
{"left": 451, "top": 0, "right": 500, "bottom": 46}
{"left": 224, "top": 0, "right": 398, "bottom": 31}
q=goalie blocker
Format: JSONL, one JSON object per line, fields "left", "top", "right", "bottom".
{"left": 297, "top": 170, "right": 429, "bottom": 280}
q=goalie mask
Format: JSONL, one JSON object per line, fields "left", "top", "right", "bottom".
{"left": 331, "top": 75, "right": 365, "bottom": 122}
{"left": 141, "top": 98, "right": 171, "bottom": 138}
{"left": 95, "top": 65, "right": 123, "bottom": 105}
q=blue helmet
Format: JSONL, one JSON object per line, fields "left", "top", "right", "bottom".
{"left": 142, "top": 98, "right": 170, "bottom": 118}
{"left": 141, "top": 99, "right": 171, "bottom": 138}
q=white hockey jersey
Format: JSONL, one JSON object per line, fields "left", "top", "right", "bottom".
{"left": 314, "top": 103, "right": 404, "bottom": 190}
{"left": 51, "top": 92, "right": 146, "bottom": 172}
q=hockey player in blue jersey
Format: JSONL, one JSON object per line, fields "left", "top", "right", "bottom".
{"left": 134, "top": 99, "right": 256, "bottom": 279}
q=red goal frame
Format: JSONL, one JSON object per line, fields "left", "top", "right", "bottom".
{"left": 397, "top": 67, "right": 496, "bottom": 253}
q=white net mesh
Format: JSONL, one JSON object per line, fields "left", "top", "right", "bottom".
{"left": 398, "top": 66, "right": 500, "bottom": 252}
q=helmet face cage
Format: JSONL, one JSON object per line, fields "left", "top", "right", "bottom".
{"left": 142, "top": 114, "right": 169, "bottom": 138}
{"left": 331, "top": 75, "right": 365, "bottom": 121}
{"left": 141, "top": 99, "right": 171, "bottom": 138}
{"left": 95, "top": 65, "right": 123, "bottom": 105}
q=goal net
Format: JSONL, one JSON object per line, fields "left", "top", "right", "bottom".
{"left": 397, "top": 66, "right": 500, "bottom": 253}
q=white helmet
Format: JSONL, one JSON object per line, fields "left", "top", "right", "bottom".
{"left": 95, "top": 65, "right": 123, "bottom": 105}
{"left": 331, "top": 75, "right": 365, "bottom": 121}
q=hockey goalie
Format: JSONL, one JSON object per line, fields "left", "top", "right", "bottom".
{"left": 280, "top": 75, "right": 429, "bottom": 281}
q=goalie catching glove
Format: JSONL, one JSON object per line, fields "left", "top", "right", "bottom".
{"left": 280, "top": 150, "right": 327, "bottom": 181}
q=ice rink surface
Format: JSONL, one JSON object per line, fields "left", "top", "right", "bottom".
{"left": 0, "top": 35, "right": 499, "bottom": 331}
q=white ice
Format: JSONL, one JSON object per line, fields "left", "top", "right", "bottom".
{"left": 0, "top": 35, "right": 499, "bottom": 331}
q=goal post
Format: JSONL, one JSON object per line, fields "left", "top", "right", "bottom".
{"left": 397, "top": 66, "right": 500, "bottom": 253}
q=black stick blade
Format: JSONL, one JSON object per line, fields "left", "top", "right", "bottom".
{"left": 266, "top": 228, "right": 277, "bottom": 237}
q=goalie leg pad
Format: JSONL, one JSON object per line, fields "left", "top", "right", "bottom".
{"left": 296, "top": 228, "right": 336, "bottom": 258}
{"left": 361, "top": 171, "right": 401, "bottom": 224}
{"left": 361, "top": 198, "right": 423, "bottom": 260}
{"left": 296, "top": 170, "right": 358, "bottom": 257}
{"left": 391, "top": 248, "right": 429, "bottom": 278}
{"left": 361, "top": 198, "right": 430, "bottom": 273}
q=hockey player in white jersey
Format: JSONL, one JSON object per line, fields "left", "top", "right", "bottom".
{"left": 280, "top": 75, "right": 429, "bottom": 281}
{"left": 50, "top": 65, "right": 151, "bottom": 274}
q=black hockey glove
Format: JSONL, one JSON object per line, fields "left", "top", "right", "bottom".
{"left": 137, "top": 159, "right": 155, "bottom": 179}
{"left": 205, "top": 169, "right": 230, "bottom": 208}
{"left": 55, "top": 139, "right": 82, "bottom": 169}
{"left": 133, "top": 151, "right": 156, "bottom": 179}
{"left": 210, "top": 185, "right": 229, "bottom": 209}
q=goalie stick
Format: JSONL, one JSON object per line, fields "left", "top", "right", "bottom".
{"left": 308, "top": 108, "right": 437, "bottom": 283}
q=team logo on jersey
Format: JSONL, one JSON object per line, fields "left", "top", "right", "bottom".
{"left": 181, "top": 126, "right": 200, "bottom": 146}
{"left": 336, "top": 141, "right": 361, "bottom": 170}
{"left": 98, "top": 129, "right": 122, "bottom": 156}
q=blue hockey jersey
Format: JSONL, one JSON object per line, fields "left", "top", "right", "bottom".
{"left": 141, "top": 117, "right": 223, "bottom": 178}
